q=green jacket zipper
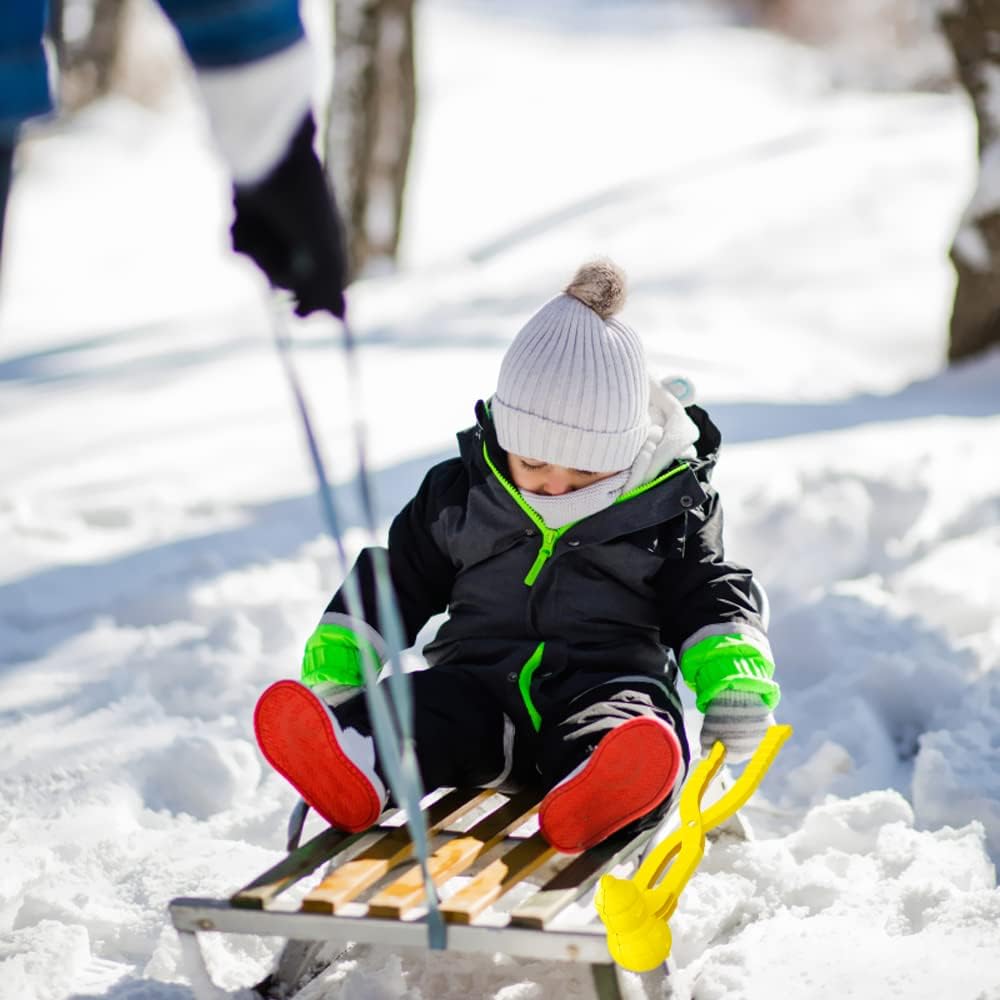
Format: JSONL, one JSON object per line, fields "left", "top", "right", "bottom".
{"left": 480, "top": 440, "right": 692, "bottom": 732}
{"left": 481, "top": 443, "right": 575, "bottom": 585}
{"left": 482, "top": 441, "right": 690, "bottom": 586}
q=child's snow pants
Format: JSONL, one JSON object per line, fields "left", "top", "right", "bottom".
{"left": 333, "top": 663, "right": 690, "bottom": 831}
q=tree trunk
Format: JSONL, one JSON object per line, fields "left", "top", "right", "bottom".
{"left": 326, "top": 0, "right": 416, "bottom": 279}
{"left": 941, "top": 0, "right": 1000, "bottom": 362}
{"left": 51, "top": 0, "right": 130, "bottom": 111}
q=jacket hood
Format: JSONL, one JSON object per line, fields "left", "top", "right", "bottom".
{"left": 622, "top": 377, "right": 702, "bottom": 491}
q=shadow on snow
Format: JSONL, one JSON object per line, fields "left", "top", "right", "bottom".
{"left": 0, "top": 447, "right": 455, "bottom": 667}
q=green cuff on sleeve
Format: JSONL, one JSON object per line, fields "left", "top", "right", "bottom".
{"left": 301, "top": 623, "right": 384, "bottom": 689}
{"left": 680, "top": 633, "right": 781, "bottom": 713}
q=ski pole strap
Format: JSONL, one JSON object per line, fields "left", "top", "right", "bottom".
{"left": 336, "top": 315, "right": 446, "bottom": 949}
{"left": 269, "top": 298, "right": 445, "bottom": 949}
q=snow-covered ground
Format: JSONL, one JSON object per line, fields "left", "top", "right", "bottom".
{"left": 2, "top": 2, "right": 999, "bottom": 998}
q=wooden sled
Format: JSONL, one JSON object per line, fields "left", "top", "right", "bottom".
{"left": 168, "top": 785, "right": 711, "bottom": 1000}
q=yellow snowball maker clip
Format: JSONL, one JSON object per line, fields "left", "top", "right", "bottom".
{"left": 594, "top": 724, "right": 793, "bottom": 973}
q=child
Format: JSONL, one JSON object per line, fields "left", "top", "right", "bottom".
{"left": 254, "top": 259, "right": 780, "bottom": 854}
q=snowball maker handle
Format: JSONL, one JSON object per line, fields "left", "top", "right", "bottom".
{"left": 594, "top": 724, "right": 793, "bottom": 972}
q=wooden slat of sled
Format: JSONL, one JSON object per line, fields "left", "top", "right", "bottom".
{"left": 439, "top": 831, "right": 556, "bottom": 924}
{"left": 301, "top": 788, "right": 493, "bottom": 914}
{"left": 365, "top": 789, "right": 540, "bottom": 918}
{"left": 509, "top": 825, "right": 659, "bottom": 929}
{"left": 231, "top": 826, "right": 367, "bottom": 910}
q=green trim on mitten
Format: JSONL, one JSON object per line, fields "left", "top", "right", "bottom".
{"left": 301, "top": 623, "right": 383, "bottom": 690}
{"left": 680, "top": 633, "right": 780, "bottom": 713}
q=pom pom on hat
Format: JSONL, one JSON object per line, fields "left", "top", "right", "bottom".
{"left": 564, "top": 258, "right": 627, "bottom": 319}
{"left": 492, "top": 258, "right": 650, "bottom": 473}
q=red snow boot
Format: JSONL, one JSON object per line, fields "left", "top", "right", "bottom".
{"left": 254, "top": 679, "right": 386, "bottom": 832}
{"left": 539, "top": 716, "right": 682, "bottom": 854}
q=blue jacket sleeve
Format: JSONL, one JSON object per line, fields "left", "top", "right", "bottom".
{"left": 0, "top": 1, "right": 307, "bottom": 139}
{"left": 156, "top": 0, "right": 306, "bottom": 68}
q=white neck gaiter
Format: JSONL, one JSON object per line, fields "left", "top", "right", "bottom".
{"left": 520, "top": 469, "right": 630, "bottom": 529}
{"left": 512, "top": 375, "right": 700, "bottom": 530}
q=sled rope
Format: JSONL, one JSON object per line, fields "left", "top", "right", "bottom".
{"left": 269, "top": 297, "right": 446, "bottom": 949}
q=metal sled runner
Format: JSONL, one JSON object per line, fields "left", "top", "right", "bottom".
{"left": 169, "top": 785, "right": 687, "bottom": 1000}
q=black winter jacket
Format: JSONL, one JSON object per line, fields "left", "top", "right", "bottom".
{"left": 326, "top": 402, "right": 763, "bottom": 725}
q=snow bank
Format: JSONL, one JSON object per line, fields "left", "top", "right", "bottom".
{"left": 677, "top": 791, "right": 999, "bottom": 998}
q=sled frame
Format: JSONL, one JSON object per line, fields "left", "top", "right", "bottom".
{"left": 169, "top": 787, "right": 692, "bottom": 1000}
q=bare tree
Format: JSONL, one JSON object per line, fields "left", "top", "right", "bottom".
{"left": 50, "top": 0, "right": 130, "bottom": 111}
{"left": 941, "top": 0, "right": 1000, "bottom": 361}
{"left": 325, "top": 0, "right": 416, "bottom": 279}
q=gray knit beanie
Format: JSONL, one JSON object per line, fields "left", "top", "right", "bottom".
{"left": 492, "top": 259, "right": 650, "bottom": 473}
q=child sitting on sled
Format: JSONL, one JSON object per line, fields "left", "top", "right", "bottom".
{"left": 254, "top": 259, "right": 780, "bottom": 854}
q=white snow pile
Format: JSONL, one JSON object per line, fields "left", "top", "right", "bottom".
{"left": 1, "top": 2, "right": 999, "bottom": 999}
